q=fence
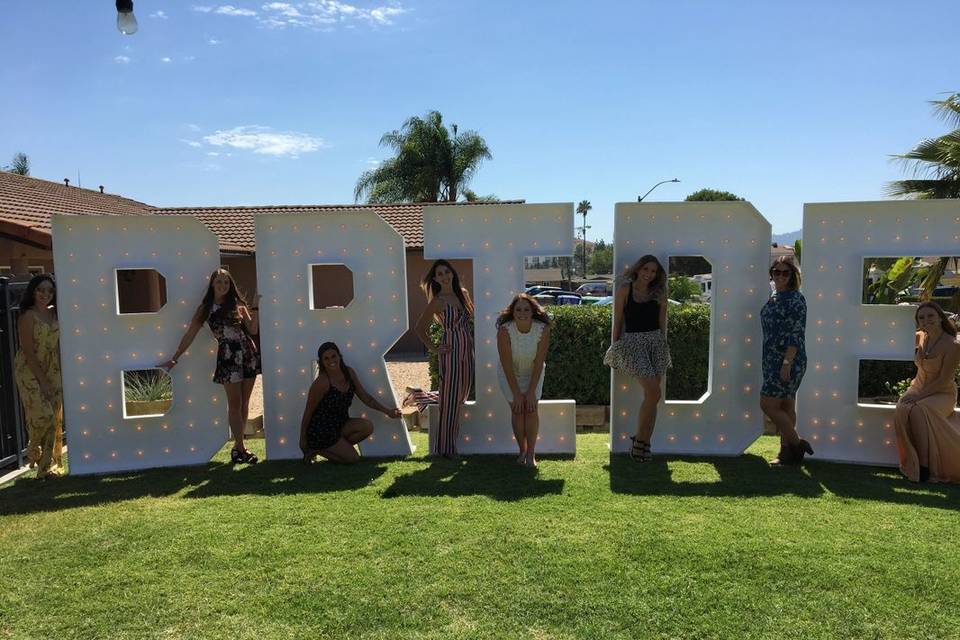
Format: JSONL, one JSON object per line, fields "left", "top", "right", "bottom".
{"left": 0, "top": 277, "right": 28, "bottom": 469}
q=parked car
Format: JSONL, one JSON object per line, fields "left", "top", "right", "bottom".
{"left": 575, "top": 281, "right": 612, "bottom": 296}
{"left": 525, "top": 285, "right": 564, "bottom": 297}
{"left": 594, "top": 295, "right": 681, "bottom": 306}
{"left": 533, "top": 291, "right": 583, "bottom": 306}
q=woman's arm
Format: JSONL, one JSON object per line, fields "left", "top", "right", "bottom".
{"left": 414, "top": 298, "right": 443, "bottom": 354}
{"left": 299, "top": 377, "right": 328, "bottom": 451}
{"left": 524, "top": 324, "right": 552, "bottom": 412}
{"left": 462, "top": 287, "right": 475, "bottom": 318}
{"left": 908, "top": 342, "right": 960, "bottom": 402}
{"left": 159, "top": 306, "right": 206, "bottom": 369}
{"left": 349, "top": 367, "right": 401, "bottom": 418}
{"left": 239, "top": 296, "right": 260, "bottom": 336}
{"left": 611, "top": 285, "right": 627, "bottom": 342}
{"left": 497, "top": 326, "right": 523, "bottom": 413}
{"left": 16, "top": 312, "right": 53, "bottom": 398}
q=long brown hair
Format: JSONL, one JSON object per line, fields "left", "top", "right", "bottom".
{"left": 622, "top": 255, "right": 666, "bottom": 297}
{"left": 20, "top": 274, "right": 57, "bottom": 315}
{"left": 421, "top": 259, "right": 473, "bottom": 316}
{"left": 195, "top": 267, "right": 248, "bottom": 324}
{"left": 769, "top": 256, "right": 801, "bottom": 290}
{"left": 317, "top": 341, "right": 352, "bottom": 382}
{"left": 915, "top": 301, "right": 958, "bottom": 337}
{"left": 496, "top": 293, "right": 552, "bottom": 328}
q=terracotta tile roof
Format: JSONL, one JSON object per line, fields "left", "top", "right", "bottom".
{"left": 0, "top": 172, "right": 155, "bottom": 246}
{"left": 153, "top": 200, "right": 525, "bottom": 252}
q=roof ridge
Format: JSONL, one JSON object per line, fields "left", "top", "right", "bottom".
{"left": 0, "top": 171, "right": 155, "bottom": 209}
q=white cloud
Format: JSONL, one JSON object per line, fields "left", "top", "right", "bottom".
{"left": 183, "top": 55, "right": 197, "bottom": 62}
{"left": 114, "top": 55, "right": 131, "bottom": 64}
{"left": 365, "top": 158, "right": 381, "bottom": 167}
{"left": 180, "top": 139, "right": 203, "bottom": 148}
{"left": 256, "top": 1, "right": 409, "bottom": 30}
{"left": 160, "top": 57, "right": 172, "bottom": 63}
{"left": 203, "top": 125, "right": 326, "bottom": 157}
{"left": 186, "top": 124, "right": 202, "bottom": 132}
{"left": 208, "top": 38, "right": 221, "bottom": 45}
{"left": 149, "top": 10, "right": 168, "bottom": 18}
{"left": 195, "top": 4, "right": 257, "bottom": 16}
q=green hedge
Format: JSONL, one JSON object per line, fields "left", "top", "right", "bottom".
{"left": 429, "top": 304, "right": 710, "bottom": 404}
{"left": 426, "top": 306, "right": 943, "bottom": 404}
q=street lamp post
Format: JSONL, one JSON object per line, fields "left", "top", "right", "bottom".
{"left": 637, "top": 178, "right": 680, "bottom": 202}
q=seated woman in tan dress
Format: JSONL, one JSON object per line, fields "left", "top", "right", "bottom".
{"left": 894, "top": 302, "right": 960, "bottom": 483}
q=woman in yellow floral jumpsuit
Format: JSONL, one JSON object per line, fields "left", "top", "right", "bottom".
{"left": 14, "top": 274, "right": 64, "bottom": 478}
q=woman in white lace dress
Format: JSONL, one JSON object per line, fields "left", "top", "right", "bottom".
{"left": 496, "top": 294, "right": 552, "bottom": 467}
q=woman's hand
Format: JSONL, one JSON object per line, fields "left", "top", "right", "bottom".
{"left": 523, "top": 390, "right": 537, "bottom": 413}
{"left": 900, "top": 392, "right": 919, "bottom": 405}
{"left": 512, "top": 393, "right": 525, "bottom": 414}
{"left": 436, "top": 343, "right": 451, "bottom": 355}
{"left": 779, "top": 362, "right": 791, "bottom": 381}
{"left": 384, "top": 407, "right": 402, "bottom": 419}
{"left": 159, "top": 359, "right": 178, "bottom": 371}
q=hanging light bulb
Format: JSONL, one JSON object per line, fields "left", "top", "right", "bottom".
{"left": 116, "top": 0, "right": 138, "bottom": 35}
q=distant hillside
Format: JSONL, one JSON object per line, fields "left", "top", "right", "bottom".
{"left": 772, "top": 229, "right": 801, "bottom": 245}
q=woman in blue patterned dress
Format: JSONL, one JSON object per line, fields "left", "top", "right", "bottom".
{"left": 760, "top": 257, "right": 813, "bottom": 466}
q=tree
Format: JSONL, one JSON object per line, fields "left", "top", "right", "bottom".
{"left": 886, "top": 93, "right": 960, "bottom": 301}
{"left": 3, "top": 152, "right": 29, "bottom": 176}
{"left": 667, "top": 274, "right": 702, "bottom": 303}
{"left": 684, "top": 188, "right": 744, "bottom": 202}
{"left": 354, "top": 111, "right": 492, "bottom": 203}
{"left": 793, "top": 239, "right": 802, "bottom": 265}
{"left": 888, "top": 92, "right": 960, "bottom": 200}
{"left": 588, "top": 241, "right": 613, "bottom": 274}
{"left": 576, "top": 200, "right": 592, "bottom": 276}
{"left": 462, "top": 189, "right": 499, "bottom": 202}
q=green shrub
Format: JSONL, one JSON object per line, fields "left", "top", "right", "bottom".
{"left": 123, "top": 369, "right": 172, "bottom": 403}
{"left": 664, "top": 304, "right": 710, "bottom": 400}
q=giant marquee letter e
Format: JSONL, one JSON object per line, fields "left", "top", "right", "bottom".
{"left": 422, "top": 203, "right": 576, "bottom": 454}
{"left": 799, "top": 200, "right": 960, "bottom": 465}
{"left": 52, "top": 214, "right": 222, "bottom": 475}
{"left": 255, "top": 211, "right": 413, "bottom": 459}
{"left": 610, "top": 202, "right": 771, "bottom": 455}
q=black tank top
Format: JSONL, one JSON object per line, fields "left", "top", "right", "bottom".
{"left": 624, "top": 288, "right": 660, "bottom": 332}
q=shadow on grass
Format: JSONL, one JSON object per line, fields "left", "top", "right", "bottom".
{"left": 380, "top": 455, "right": 566, "bottom": 500}
{"left": 803, "top": 460, "right": 960, "bottom": 512}
{"left": 607, "top": 453, "right": 825, "bottom": 498}
{"left": 0, "top": 459, "right": 388, "bottom": 516}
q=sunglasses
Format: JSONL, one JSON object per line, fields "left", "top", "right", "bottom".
{"left": 770, "top": 269, "right": 792, "bottom": 277}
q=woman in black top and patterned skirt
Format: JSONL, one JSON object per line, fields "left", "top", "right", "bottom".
{"left": 299, "top": 342, "right": 401, "bottom": 464}
{"left": 604, "top": 255, "right": 671, "bottom": 461}
{"left": 161, "top": 268, "right": 261, "bottom": 464}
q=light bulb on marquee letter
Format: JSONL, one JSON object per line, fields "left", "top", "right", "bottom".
{"left": 52, "top": 214, "right": 222, "bottom": 475}
{"left": 611, "top": 202, "right": 770, "bottom": 455}
{"left": 422, "top": 203, "right": 576, "bottom": 454}
{"left": 800, "top": 200, "right": 960, "bottom": 465}
{"left": 255, "top": 211, "right": 413, "bottom": 459}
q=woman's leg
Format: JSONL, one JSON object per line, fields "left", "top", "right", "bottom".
{"left": 240, "top": 377, "right": 256, "bottom": 426}
{"left": 635, "top": 376, "right": 662, "bottom": 442}
{"left": 525, "top": 407, "right": 540, "bottom": 467}
{"left": 760, "top": 396, "right": 799, "bottom": 446}
{"left": 342, "top": 418, "right": 373, "bottom": 445}
{"left": 907, "top": 404, "right": 931, "bottom": 470}
{"left": 510, "top": 405, "right": 526, "bottom": 461}
{"left": 320, "top": 438, "right": 360, "bottom": 464}
{"left": 223, "top": 382, "right": 245, "bottom": 450}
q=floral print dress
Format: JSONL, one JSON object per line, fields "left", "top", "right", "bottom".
{"left": 760, "top": 289, "right": 807, "bottom": 398}
{"left": 208, "top": 304, "right": 261, "bottom": 384}
{"left": 14, "top": 316, "right": 64, "bottom": 476}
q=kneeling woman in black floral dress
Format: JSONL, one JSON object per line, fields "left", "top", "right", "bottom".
{"left": 299, "top": 342, "right": 401, "bottom": 464}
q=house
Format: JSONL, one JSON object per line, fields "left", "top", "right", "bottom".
{"left": 0, "top": 171, "right": 524, "bottom": 353}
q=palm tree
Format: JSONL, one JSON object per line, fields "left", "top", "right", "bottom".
{"left": 354, "top": 111, "right": 492, "bottom": 203}
{"left": 888, "top": 93, "right": 960, "bottom": 199}
{"left": 576, "top": 199, "right": 592, "bottom": 276}
{"left": 887, "top": 93, "right": 960, "bottom": 301}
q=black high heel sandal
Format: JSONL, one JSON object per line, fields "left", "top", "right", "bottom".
{"left": 629, "top": 437, "right": 652, "bottom": 462}
{"left": 231, "top": 447, "right": 258, "bottom": 464}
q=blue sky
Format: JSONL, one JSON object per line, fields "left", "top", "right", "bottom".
{"left": 2, "top": 1, "right": 956, "bottom": 241}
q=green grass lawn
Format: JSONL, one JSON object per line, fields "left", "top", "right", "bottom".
{"left": 1, "top": 433, "right": 958, "bottom": 640}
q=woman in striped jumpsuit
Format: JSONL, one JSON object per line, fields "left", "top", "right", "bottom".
{"left": 415, "top": 260, "right": 475, "bottom": 458}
